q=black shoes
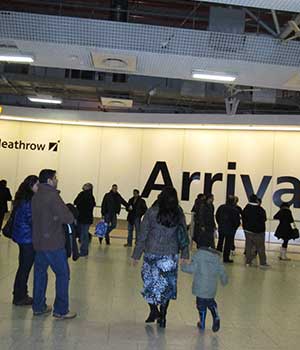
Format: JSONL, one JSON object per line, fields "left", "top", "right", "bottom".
{"left": 13, "top": 296, "right": 33, "bottom": 306}
{"left": 145, "top": 304, "right": 160, "bottom": 323}
{"left": 223, "top": 259, "right": 234, "bottom": 264}
{"left": 212, "top": 317, "right": 220, "bottom": 332}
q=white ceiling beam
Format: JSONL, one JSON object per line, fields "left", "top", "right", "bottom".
{"left": 194, "top": 0, "right": 300, "bottom": 13}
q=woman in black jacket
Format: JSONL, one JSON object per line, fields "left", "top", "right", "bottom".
{"left": 274, "top": 202, "right": 296, "bottom": 261}
{"left": 74, "top": 183, "right": 96, "bottom": 257}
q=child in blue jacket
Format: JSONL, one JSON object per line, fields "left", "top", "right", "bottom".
{"left": 181, "top": 240, "right": 228, "bottom": 332}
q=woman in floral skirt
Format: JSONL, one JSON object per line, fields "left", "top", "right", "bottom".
{"left": 132, "top": 187, "right": 190, "bottom": 328}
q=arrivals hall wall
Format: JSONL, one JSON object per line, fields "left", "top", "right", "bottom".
{"left": 1, "top": 119, "right": 300, "bottom": 243}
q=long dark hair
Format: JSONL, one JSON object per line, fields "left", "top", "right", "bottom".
{"left": 14, "top": 175, "right": 38, "bottom": 208}
{"left": 157, "top": 187, "right": 181, "bottom": 227}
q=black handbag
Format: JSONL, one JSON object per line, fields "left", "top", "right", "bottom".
{"left": 291, "top": 228, "right": 300, "bottom": 240}
{"left": 2, "top": 209, "right": 16, "bottom": 239}
{"left": 176, "top": 223, "right": 190, "bottom": 251}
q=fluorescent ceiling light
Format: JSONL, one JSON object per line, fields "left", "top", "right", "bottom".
{"left": 28, "top": 97, "right": 62, "bottom": 104}
{"left": 192, "top": 70, "right": 237, "bottom": 82}
{"left": 0, "top": 54, "right": 34, "bottom": 63}
{"left": 1, "top": 115, "right": 300, "bottom": 132}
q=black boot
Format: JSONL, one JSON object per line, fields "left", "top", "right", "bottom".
{"left": 208, "top": 304, "right": 220, "bottom": 333}
{"left": 145, "top": 304, "right": 160, "bottom": 323}
{"left": 99, "top": 237, "right": 103, "bottom": 245}
{"left": 158, "top": 301, "right": 169, "bottom": 328}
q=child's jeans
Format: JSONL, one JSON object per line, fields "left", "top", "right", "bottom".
{"left": 196, "top": 297, "right": 219, "bottom": 328}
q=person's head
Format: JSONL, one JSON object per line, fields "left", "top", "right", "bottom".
{"left": 0, "top": 179, "right": 7, "bottom": 188}
{"left": 133, "top": 189, "right": 139, "bottom": 198}
{"left": 206, "top": 193, "right": 214, "bottom": 204}
{"left": 82, "top": 183, "right": 93, "bottom": 191}
{"left": 197, "top": 237, "right": 212, "bottom": 249}
{"left": 157, "top": 186, "right": 180, "bottom": 227}
{"left": 226, "top": 195, "right": 235, "bottom": 206}
{"left": 234, "top": 196, "right": 239, "bottom": 205}
{"left": 280, "top": 202, "right": 290, "bottom": 209}
{"left": 14, "top": 175, "right": 39, "bottom": 207}
{"left": 39, "top": 169, "right": 58, "bottom": 188}
{"left": 111, "top": 184, "right": 118, "bottom": 193}
{"left": 249, "top": 194, "right": 258, "bottom": 204}
{"left": 196, "top": 193, "right": 206, "bottom": 202}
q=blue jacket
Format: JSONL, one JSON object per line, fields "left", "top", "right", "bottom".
{"left": 181, "top": 248, "right": 228, "bottom": 299}
{"left": 12, "top": 200, "right": 33, "bottom": 244}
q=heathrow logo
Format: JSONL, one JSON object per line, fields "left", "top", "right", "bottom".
{"left": 0, "top": 139, "right": 60, "bottom": 152}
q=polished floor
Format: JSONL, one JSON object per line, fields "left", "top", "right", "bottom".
{"left": 1, "top": 231, "right": 300, "bottom": 350}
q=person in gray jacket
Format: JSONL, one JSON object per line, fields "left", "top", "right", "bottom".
{"left": 181, "top": 239, "right": 228, "bottom": 332}
{"left": 132, "top": 187, "right": 190, "bottom": 328}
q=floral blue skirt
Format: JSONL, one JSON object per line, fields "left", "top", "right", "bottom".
{"left": 141, "top": 253, "right": 179, "bottom": 305}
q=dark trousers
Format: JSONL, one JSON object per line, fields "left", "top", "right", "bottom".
{"left": 104, "top": 213, "right": 117, "bottom": 242}
{"left": 0, "top": 210, "right": 5, "bottom": 231}
{"left": 245, "top": 231, "right": 267, "bottom": 265}
{"left": 13, "top": 243, "right": 35, "bottom": 302}
{"left": 127, "top": 217, "right": 141, "bottom": 245}
{"left": 196, "top": 297, "right": 219, "bottom": 320}
{"left": 217, "top": 229, "right": 235, "bottom": 262}
{"left": 33, "top": 249, "right": 70, "bottom": 315}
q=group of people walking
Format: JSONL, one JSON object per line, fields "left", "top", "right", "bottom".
{"left": 0, "top": 170, "right": 298, "bottom": 331}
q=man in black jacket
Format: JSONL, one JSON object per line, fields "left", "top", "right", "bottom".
{"left": 216, "top": 196, "right": 240, "bottom": 263}
{"left": 242, "top": 194, "right": 269, "bottom": 268}
{"left": 101, "top": 184, "right": 128, "bottom": 245}
{"left": 124, "top": 189, "right": 147, "bottom": 247}
{"left": 74, "top": 183, "right": 96, "bottom": 256}
{"left": 0, "top": 179, "right": 12, "bottom": 233}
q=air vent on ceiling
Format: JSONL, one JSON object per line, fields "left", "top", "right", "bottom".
{"left": 101, "top": 97, "right": 133, "bottom": 108}
{"left": 0, "top": 41, "right": 18, "bottom": 49}
{"left": 91, "top": 52, "right": 137, "bottom": 73}
{"left": 284, "top": 73, "right": 300, "bottom": 89}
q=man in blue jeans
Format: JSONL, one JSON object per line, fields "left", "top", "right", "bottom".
{"left": 124, "top": 189, "right": 147, "bottom": 247}
{"left": 100, "top": 184, "right": 128, "bottom": 245}
{"left": 31, "top": 169, "right": 76, "bottom": 319}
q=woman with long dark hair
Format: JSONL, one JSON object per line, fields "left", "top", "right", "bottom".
{"left": 132, "top": 187, "right": 190, "bottom": 328}
{"left": 12, "top": 175, "right": 39, "bottom": 306}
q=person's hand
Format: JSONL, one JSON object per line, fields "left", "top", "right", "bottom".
{"left": 132, "top": 259, "right": 139, "bottom": 267}
{"left": 180, "top": 258, "right": 190, "bottom": 265}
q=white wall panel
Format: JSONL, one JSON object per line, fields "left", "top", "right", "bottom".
{"left": 16, "top": 122, "right": 61, "bottom": 191}
{"left": 98, "top": 128, "right": 143, "bottom": 219}
{"left": 57, "top": 125, "right": 102, "bottom": 204}
{"left": 0, "top": 121, "right": 21, "bottom": 196}
{"left": 182, "top": 130, "right": 229, "bottom": 214}
{"left": 140, "top": 129, "right": 185, "bottom": 209}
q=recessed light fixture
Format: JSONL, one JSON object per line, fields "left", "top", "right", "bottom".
{"left": 0, "top": 54, "right": 34, "bottom": 63}
{"left": 28, "top": 96, "right": 62, "bottom": 104}
{"left": 192, "top": 70, "right": 237, "bottom": 82}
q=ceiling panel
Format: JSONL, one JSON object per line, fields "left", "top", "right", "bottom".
{"left": 195, "top": 0, "right": 300, "bottom": 13}
{"left": 1, "top": 11, "right": 300, "bottom": 91}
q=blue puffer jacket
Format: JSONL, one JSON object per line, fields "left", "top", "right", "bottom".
{"left": 12, "top": 200, "right": 33, "bottom": 244}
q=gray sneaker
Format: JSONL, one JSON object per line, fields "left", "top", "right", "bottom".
{"left": 53, "top": 311, "right": 77, "bottom": 320}
{"left": 33, "top": 305, "right": 52, "bottom": 316}
{"left": 260, "top": 264, "right": 271, "bottom": 270}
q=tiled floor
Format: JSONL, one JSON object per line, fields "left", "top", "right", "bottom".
{"left": 1, "top": 232, "right": 300, "bottom": 350}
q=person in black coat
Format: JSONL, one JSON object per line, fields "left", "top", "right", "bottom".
{"left": 0, "top": 179, "right": 12, "bottom": 232}
{"left": 124, "top": 189, "right": 147, "bottom": 247}
{"left": 274, "top": 202, "right": 296, "bottom": 261}
{"left": 194, "top": 194, "right": 216, "bottom": 249}
{"left": 192, "top": 193, "right": 206, "bottom": 246}
{"left": 100, "top": 184, "right": 128, "bottom": 245}
{"left": 242, "top": 194, "right": 269, "bottom": 268}
{"left": 74, "top": 183, "right": 96, "bottom": 256}
{"left": 216, "top": 196, "right": 240, "bottom": 263}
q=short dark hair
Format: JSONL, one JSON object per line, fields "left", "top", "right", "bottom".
{"left": 226, "top": 195, "right": 235, "bottom": 206}
{"left": 112, "top": 184, "right": 118, "bottom": 187}
{"left": 39, "top": 169, "right": 56, "bottom": 184}
{"left": 133, "top": 189, "right": 139, "bottom": 194}
{"left": 249, "top": 194, "right": 258, "bottom": 203}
